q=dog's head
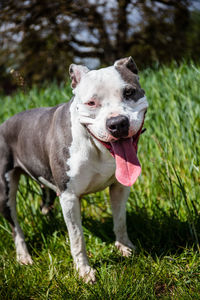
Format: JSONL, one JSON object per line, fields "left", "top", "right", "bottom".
{"left": 69, "top": 57, "right": 148, "bottom": 186}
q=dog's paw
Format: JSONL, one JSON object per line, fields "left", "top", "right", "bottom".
{"left": 78, "top": 265, "right": 96, "bottom": 284}
{"left": 41, "top": 205, "right": 53, "bottom": 215}
{"left": 115, "top": 241, "right": 136, "bottom": 257}
{"left": 17, "top": 253, "right": 33, "bottom": 265}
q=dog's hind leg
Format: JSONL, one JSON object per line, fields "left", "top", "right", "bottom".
{"left": 0, "top": 165, "right": 33, "bottom": 265}
{"left": 7, "top": 169, "right": 33, "bottom": 265}
{"left": 0, "top": 145, "right": 15, "bottom": 227}
{"left": 40, "top": 187, "right": 56, "bottom": 215}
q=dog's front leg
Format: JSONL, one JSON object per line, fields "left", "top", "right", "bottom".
{"left": 60, "top": 191, "right": 96, "bottom": 283}
{"left": 109, "top": 183, "right": 136, "bottom": 257}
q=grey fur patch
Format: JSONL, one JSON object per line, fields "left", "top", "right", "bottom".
{"left": 114, "top": 57, "right": 145, "bottom": 102}
{"left": 0, "top": 101, "right": 72, "bottom": 194}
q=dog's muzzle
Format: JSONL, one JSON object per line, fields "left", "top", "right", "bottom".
{"left": 106, "top": 115, "right": 129, "bottom": 139}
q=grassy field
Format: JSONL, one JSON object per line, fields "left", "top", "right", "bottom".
{"left": 0, "top": 62, "right": 200, "bottom": 299}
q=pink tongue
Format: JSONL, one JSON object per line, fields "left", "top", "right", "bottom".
{"left": 111, "top": 138, "right": 141, "bottom": 186}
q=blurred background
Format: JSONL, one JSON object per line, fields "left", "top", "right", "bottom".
{"left": 0, "top": 0, "right": 200, "bottom": 94}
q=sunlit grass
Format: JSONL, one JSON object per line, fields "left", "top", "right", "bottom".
{"left": 0, "top": 62, "right": 200, "bottom": 299}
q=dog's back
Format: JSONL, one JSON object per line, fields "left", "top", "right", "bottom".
{"left": 0, "top": 103, "right": 70, "bottom": 182}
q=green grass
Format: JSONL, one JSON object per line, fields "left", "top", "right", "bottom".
{"left": 0, "top": 62, "right": 200, "bottom": 299}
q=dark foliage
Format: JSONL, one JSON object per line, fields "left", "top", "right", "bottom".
{"left": 0, "top": 0, "right": 199, "bottom": 93}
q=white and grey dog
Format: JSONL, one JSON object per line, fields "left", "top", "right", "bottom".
{"left": 0, "top": 57, "right": 148, "bottom": 283}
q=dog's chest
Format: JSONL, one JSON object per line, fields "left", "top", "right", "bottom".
{"left": 66, "top": 135, "right": 116, "bottom": 195}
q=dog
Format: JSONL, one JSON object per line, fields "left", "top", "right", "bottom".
{"left": 0, "top": 57, "right": 148, "bottom": 283}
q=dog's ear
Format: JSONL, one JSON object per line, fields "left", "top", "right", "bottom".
{"left": 69, "top": 64, "right": 89, "bottom": 89}
{"left": 114, "top": 57, "right": 138, "bottom": 74}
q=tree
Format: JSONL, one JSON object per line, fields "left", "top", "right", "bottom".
{"left": 0, "top": 0, "right": 198, "bottom": 93}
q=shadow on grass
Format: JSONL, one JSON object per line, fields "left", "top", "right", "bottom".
{"left": 12, "top": 178, "right": 200, "bottom": 257}
{"left": 22, "top": 205, "right": 67, "bottom": 253}
{"left": 82, "top": 207, "right": 200, "bottom": 257}
{"left": 4, "top": 201, "right": 199, "bottom": 259}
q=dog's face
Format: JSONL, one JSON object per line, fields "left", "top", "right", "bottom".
{"left": 69, "top": 57, "right": 148, "bottom": 143}
{"left": 69, "top": 57, "right": 148, "bottom": 187}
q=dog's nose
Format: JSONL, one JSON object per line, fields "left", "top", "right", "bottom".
{"left": 106, "top": 115, "right": 129, "bottom": 138}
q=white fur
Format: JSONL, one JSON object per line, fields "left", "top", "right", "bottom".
{"left": 57, "top": 64, "right": 148, "bottom": 282}
{"left": 109, "top": 183, "right": 135, "bottom": 256}
{"left": 60, "top": 190, "right": 96, "bottom": 283}
{"left": 59, "top": 101, "right": 116, "bottom": 281}
{"left": 66, "top": 99, "right": 116, "bottom": 196}
{"left": 73, "top": 66, "right": 148, "bottom": 142}
{"left": 38, "top": 176, "right": 57, "bottom": 193}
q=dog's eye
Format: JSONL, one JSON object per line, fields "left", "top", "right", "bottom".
{"left": 87, "top": 101, "right": 96, "bottom": 106}
{"left": 124, "top": 87, "right": 136, "bottom": 99}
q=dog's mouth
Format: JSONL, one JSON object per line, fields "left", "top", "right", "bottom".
{"left": 87, "top": 123, "right": 145, "bottom": 187}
